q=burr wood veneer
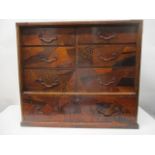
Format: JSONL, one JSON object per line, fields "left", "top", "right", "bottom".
{"left": 17, "top": 20, "right": 143, "bottom": 128}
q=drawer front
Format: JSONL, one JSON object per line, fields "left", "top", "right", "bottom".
{"left": 23, "top": 47, "right": 76, "bottom": 68}
{"left": 21, "top": 27, "right": 75, "bottom": 46}
{"left": 22, "top": 94, "right": 137, "bottom": 126}
{"left": 78, "top": 26, "right": 137, "bottom": 44}
{"left": 77, "top": 68, "right": 135, "bottom": 92}
{"left": 23, "top": 69, "right": 76, "bottom": 92}
{"left": 78, "top": 45, "right": 136, "bottom": 67}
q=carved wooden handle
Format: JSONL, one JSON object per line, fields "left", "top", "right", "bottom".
{"left": 39, "top": 34, "right": 57, "bottom": 43}
{"left": 96, "top": 104, "right": 122, "bottom": 117}
{"left": 35, "top": 78, "right": 59, "bottom": 88}
{"left": 99, "top": 33, "right": 116, "bottom": 40}
{"left": 39, "top": 57, "right": 57, "bottom": 63}
{"left": 98, "top": 77, "right": 116, "bottom": 86}
{"left": 99, "top": 52, "right": 120, "bottom": 62}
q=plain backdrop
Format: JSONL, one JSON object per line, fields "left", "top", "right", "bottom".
{"left": 0, "top": 19, "right": 155, "bottom": 119}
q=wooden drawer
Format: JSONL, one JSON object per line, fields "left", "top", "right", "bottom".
{"left": 77, "top": 68, "right": 136, "bottom": 92}
{"left": 23, "top": 69, "right": 76, "bottom": 92}
{"left": 77, "top": 25, "right": 138, "bottom": 44}
{"left": 23, "top": 47, "right": 76, "bottom": 68}
{"left": 23, "top": 68, "right": 136, "bottom": 93}
{"left": 21, "top": 27, "right": 75, "bottom": 46}
{"left": 22, "top": 94, "right": 138, "bottom": 128}
{"left": 78, "top": 45, "right": 136, "bottom": 67}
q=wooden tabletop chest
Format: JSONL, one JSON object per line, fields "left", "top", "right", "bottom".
{"left": 16, "top": 20, "right": 143, "bottom": 128}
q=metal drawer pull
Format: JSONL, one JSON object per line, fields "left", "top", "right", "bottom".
{"left": 99, "top": 52, "right": 120, "bottom": 62}
{"left": 40, "top": 57, "right": 57, "bottom": 63}
{"left": 98, "top": 77, "right": 116, "bottom": 86}
{"left": 39, "top": 34, "right": 57, "bottom": 43}
{"left": 35, "top": 78, "right": 59, "bottom": 88}
{"left": 99, "top": 33, "right": 116, "bottom": 40}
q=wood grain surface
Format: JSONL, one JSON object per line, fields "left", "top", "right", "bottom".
{"left": 17, "top": 20, "right": 143, "bottom": 128}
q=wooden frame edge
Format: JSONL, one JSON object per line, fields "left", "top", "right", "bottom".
{"left": 21, "top": 121, "right": 139, "bottom": 129}
{"left": 16, "top": 20, "right": 143, "bottom": 27}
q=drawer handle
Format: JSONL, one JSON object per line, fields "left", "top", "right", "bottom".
{"left": 40, "top": 57, "right": 57, "bottom": 63}
{"left": 96, "top": 103, "right": 124, "bottom": 117}
{"left": 39, "top": 34, "right": 57, "bottom": 43}
{"left": 98, "top": 77, "right": 116, "bottom": 86}
{"left": 35, "top": 78, "right": 59, "bottom": 88}
{"left": 99, "top": 52, "right": 120, "bottom": 62}
{"left": 99, "top": 33, "right": 116, "bottom": 40}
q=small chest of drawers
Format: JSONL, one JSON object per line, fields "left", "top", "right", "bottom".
{"left": 17, "top": 20, "right": 142, "bottom": 128}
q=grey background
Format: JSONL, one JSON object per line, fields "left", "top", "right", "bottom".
{"left": 139, "top": 19, "right": 155, "bottom": 118}
{"left": 0, "top": 19, "right": 154, "bottom": 118}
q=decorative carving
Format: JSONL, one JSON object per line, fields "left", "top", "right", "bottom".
{"left": 79, "top": 47, "right": 94, "bottom": 63}
{"left": 85, "top": 47, "right": 94, "bottom": 55}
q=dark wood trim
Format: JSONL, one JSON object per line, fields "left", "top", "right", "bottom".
{"left": 23, "top": 91, "right": 136, "bottom": 95}
{"left": 16, "top": 20, "right": 142, "bottom": 27}
{"left": 21, "top": 121, "right": 138, "bottom": 129}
